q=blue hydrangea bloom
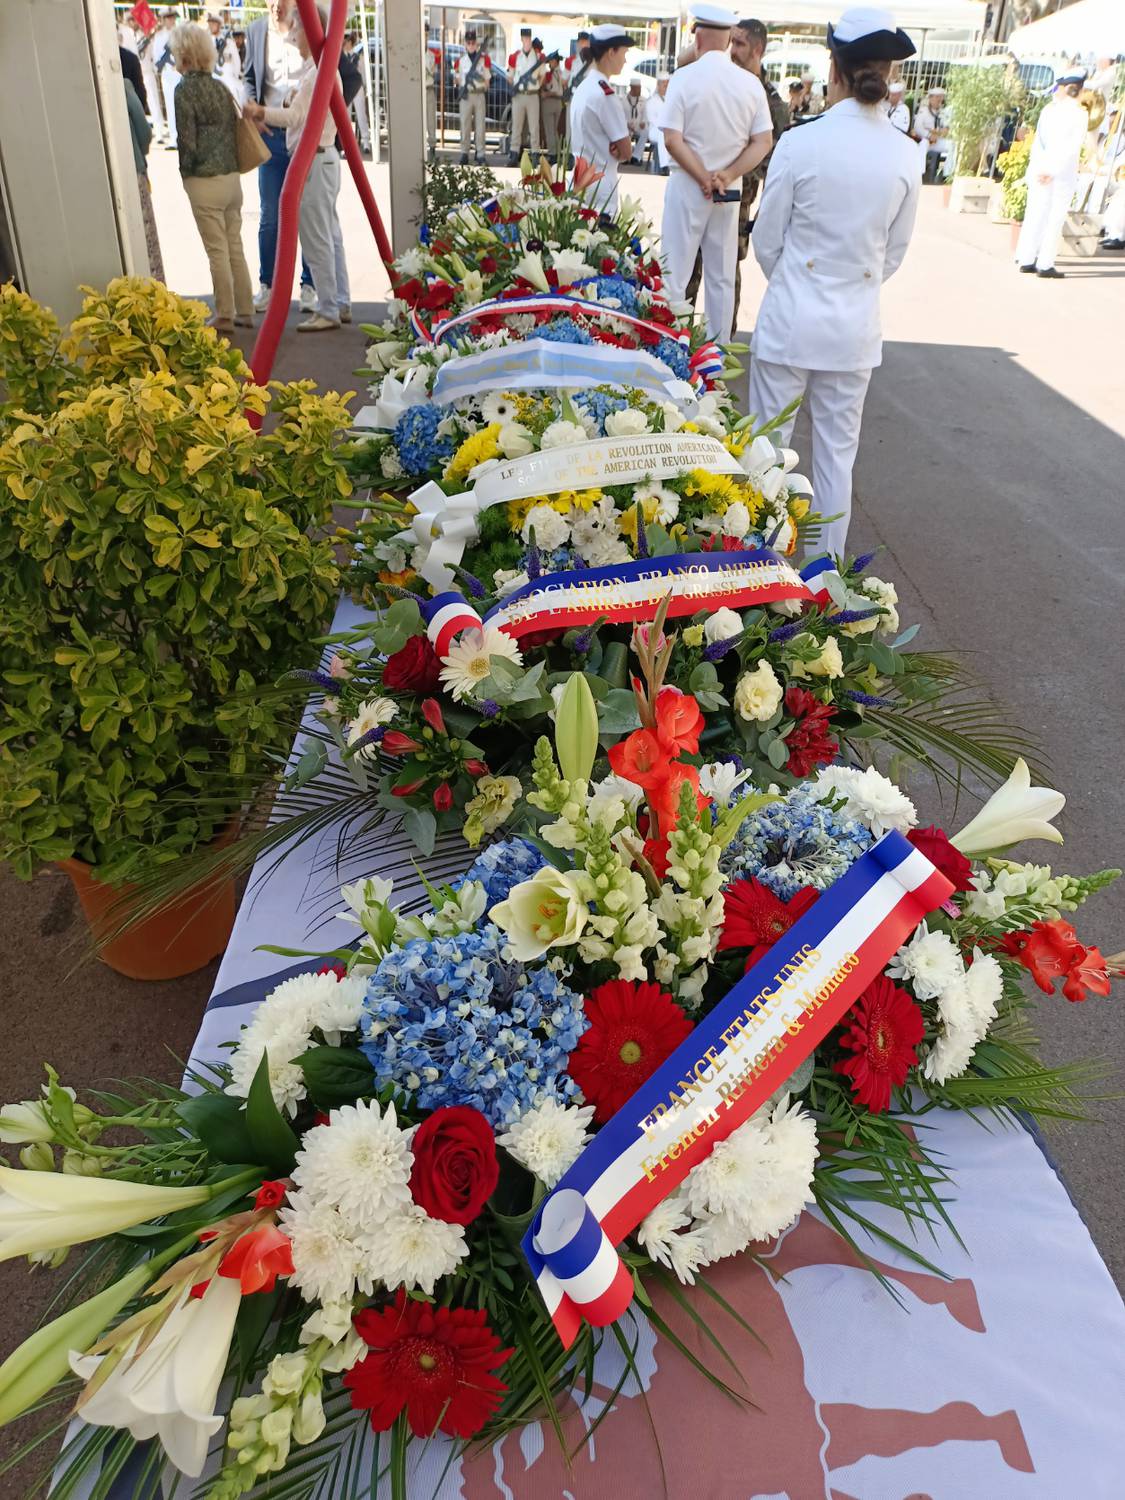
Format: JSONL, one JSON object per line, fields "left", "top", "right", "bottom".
{"left": 392, "top": 404, "right": 455, "bottom": 476}
{"left": 722, "top": 785, "right": 874, "bottom": 900}
{"left": 535, "top": 318, "right": 594, "bottom": 345}
{"left": 592, "top": 275, "right": 641, "bottom": 314}
{"left": 654, "top": 337, "right": 692, "bottom": 380}
{"left": 359, "top": 924, "right": 588, "bottom": 1127}
{"left": 463, "top": 839, "right": 547, "bottom": 905}
{"left": 575, "top": 389, "right": 627, "bottom": 431}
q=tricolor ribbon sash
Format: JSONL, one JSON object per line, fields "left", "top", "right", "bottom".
{"left": 522, "top": 831, "right": 955, "bottom": 1347}
{"left": 428, "top": 293, "right": 688, "bottom": 353}
{"left": 431, "top": 337, "right": 698, "bottom": 411}
{"left": 419, "top": 547, "right": 813, "bottom": 653}
{"left": 800, "top": 554, "right": 842, "bottom": 607}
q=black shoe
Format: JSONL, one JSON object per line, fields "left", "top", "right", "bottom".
{"left": 459, "top": 153, "right": 469, "bottom": 164}
{"left": 1037, "top": 267, "right": 1065, "bottom": 278}
{"left": 507, "top": 155, "right": 519, "bottom": 168}
{"left": 475, "top": 156, "right": 486, "bottom": 165}
{"left": 1018, "top": 263, "right": 1037, "bottom": 273}
{"left": 1101, "top": 238, "right": 1125, "bottom": 251}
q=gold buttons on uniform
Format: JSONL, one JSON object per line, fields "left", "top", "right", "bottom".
{"left": 806, "top": 259, "right": 814, "bottom": 268}
{"left": 864, "top": 270, "right": 872, "bottom": 279}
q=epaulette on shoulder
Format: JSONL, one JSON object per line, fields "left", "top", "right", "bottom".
{"left": 599, "top": 78, "right": 614, "bottom": 95}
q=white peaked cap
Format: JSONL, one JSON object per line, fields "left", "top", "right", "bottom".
{"left": 591, "top": 22, "right": 632, "bottom": 42}
{"left": 690, "top": 3, "right": 739, "bottom": 29}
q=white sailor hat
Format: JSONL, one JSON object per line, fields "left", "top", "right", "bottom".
{"left": 826, "top": 7, "right": 915, "bottom": 62}
{"left": 888, "top": 78, "right": 905, "bottom": 92}
{"left": 690, "top": 3, "right": 738, "bottom": 29}
{"left": 1056, "top": 68, "right": 1086, "bottom": 86}
{"left": 591, "top": 22, "right": 632, "bottom": 44}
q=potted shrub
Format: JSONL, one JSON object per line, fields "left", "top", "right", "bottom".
{"left": 996, "top": 132, "right": 1033, "bottom": 246}
{"left": 945, "top": 65, "right": 1023, "bottom": 214}
{"left": 0, "top": 279, "right": 350, "bottom": 978}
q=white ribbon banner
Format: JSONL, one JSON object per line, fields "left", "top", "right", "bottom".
{"left": 473, "top": 433, "right": 746, "bottom": 508}
{"left": 431, "top": 338, "right": 700, "bottom": 412}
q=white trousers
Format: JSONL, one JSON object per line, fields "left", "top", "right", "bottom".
{"left": 351, "top": 81, "right": 371, "bottom": 150}
{"left": 1016, "top": 174, "right": 1076, "bottom": 270}
{"left": 299, "top": 150, "right": 342, "bottom": 319}
{"left": 510, "top": 93, "right": 540, "bottom": 155}
{"left": 1104, "top": 184, "right": 1125, "bottom": 241}
{"left": 662, "top": 170, "right": 740, "bottom": 344}
{"left": 748, "top": 359, "right": 873, "bottom": 562}
{"left": 161, "top": 68, "right": 179, "bottom": 146}
{"left": 142, "top": 59, "right": 165, "bottom": 133}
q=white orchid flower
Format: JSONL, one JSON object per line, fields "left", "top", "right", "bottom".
{"left": 71, "top": 1276, "right": 241, "bottom": 1477}
{"left": 950, "top": 758, "right": 1065, "bottom": 854}
{"left": 0, "top": 1168, "right": 211, "bottom": 1264}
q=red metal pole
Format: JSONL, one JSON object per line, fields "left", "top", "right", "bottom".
{"left": 296, "top": 0, "right": 395, "bottom": 270}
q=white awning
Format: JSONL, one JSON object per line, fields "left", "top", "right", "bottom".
{"left": 1008, "top": 0, "right": 1125, "bottom": 61}
{"left": 424, "top": 1, "right": 985, "bottom": 29}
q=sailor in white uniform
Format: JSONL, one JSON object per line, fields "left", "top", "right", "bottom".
{"left": 1016, "top": 71, "right": 1089, "bottom": 279}
{"left": 568, "top": 25, "right": 633, "bottom": 215}
{"left": 886, "top": 78, "right": 910, "bottom": 133}
{"left": 658, "top": 2, "right": 774, "bottom": 344}
{"left": 748, "top": 6, "right": 920, "bottom": 561}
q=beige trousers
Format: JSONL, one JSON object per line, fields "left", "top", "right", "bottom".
{"left": 183, "top": 172, "right": 253, "bottom": 323}
{"left": 509, "top": 93, "right": 540, "bottom": 156}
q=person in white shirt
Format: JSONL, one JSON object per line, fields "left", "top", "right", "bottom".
{"left": 568, "top": 26, "right": 633, "bottom": 213}
{"left": 748, "top": 6, "right": 920, "bottom": 560}
{"left": 508, "top": 27, "right": 543, "bottom": 165}
{"left": 1016, "top": 71, "right": 1089, "bottom": 278}
{"left": 658, "top": 2, "right": 774, "bottom": 344}
{"left": 153, "top": 9, "right": 181, "bottom": 147}
{"left": 424, "top": 42, "right": 437, "bottom": 158}
{"left": 455, "top": 30, "right": 491, "bottom": 164}
{"left": 912, "top": 85, "right": 949, "bottom": 182}
{"left": 245, "top": 4, "right": 348, "bottom": 331}
{"left": 886, "top": 78, "right": 910, "bottom": 132}
{"left": 207, "top": 15, "right": 244, "bottom": 102}
{"left": 624, "top": 81, "right": 651, "bottom": 163}
{"left": 648, "top": 75, "right": 672, "bottom": 173}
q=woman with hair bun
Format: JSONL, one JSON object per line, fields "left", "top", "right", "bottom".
{"left": 747, "top": 6, "right": 919, "bottom": 560}
{"left": 568, "top": 24, "right": 633, "bottom": 213}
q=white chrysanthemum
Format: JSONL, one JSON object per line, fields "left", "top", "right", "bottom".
{"left": 699, "top": 760, "right": 752, "bottom": 806}
{"left": 962, "top": 948, "right": 1003, "bottom": 1025}
{"left": 540, "top": 420, "right": 587, "bottom": 450}
{"left": 812, "top": 765, "right": 918, "bottom": 837}
{"left": 280, "top": 1197, "right": 364, "bottom": 1305}
{"left": 498, "top": 1099, "right": 595, "bottom": 1187}
{"left": 887, "top": 923, "right": 964, "bottom": 1001}
{"left": 694, "top": 1209, "right": 755, "bottom": 1264}
{"left": 291, "top": 1101, "right": 413, "bottom": 1230}
{"left": 636, "top": 1190, "right": 691, "bottom": 1262}
{"left": 439, "top": 627, "right": 523, "bottom": 702}
{"left": 346, "top": 696, "right": 397, "bottom": 760}
{"left": 521, "top": 504, "right": 570, "bottom": 551}
{"left": 364, "top": 1206, "right": 467, "bottom": 1295}
{"left": 312, "top": 974, "right": 369, "bottom": 1044}
{"left": 683, "top": 1098, "right": 817, "bottom": 1242}
{"left": 575, "top": 529, "right": 631, "bottom": 567}
{"left": 226, "top": 971, "right": 366, "bottom": 1115}
{"left": 924, "top": 1029, "right": 978, "bottom": 1086}
{"left": 394, "top": 246, "right": 427, "bottom": 278}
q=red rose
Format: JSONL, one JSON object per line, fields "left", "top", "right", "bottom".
{"left": 599, "top": 255, "right": 618, "bottom": 274}
{"left": 253, "top": 1179, "right": 289, "bottom": 1211}
{"left": 382, "top": 635, "right": 442, "bottom": 694}
{"left": 906, "top": 825, "right": 974, "bottom": 893}
{"left": 480, "top": 255, "right": 498, "bottom": 274}
{"left": 410, "top": 1106, "right": 499, "bottom": 1226}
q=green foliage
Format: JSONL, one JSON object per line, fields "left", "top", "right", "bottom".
{"left": 946, "top": 65, "right": 1024, "bottom": 178}
{"left": 0, "top": 278, "right": 352, "bottom": 882}
{"left": 418, "top": 159, "right": 502, "bottom": 229}
{"left": 997, "top": 134, "right": 1033, "bottom": 221}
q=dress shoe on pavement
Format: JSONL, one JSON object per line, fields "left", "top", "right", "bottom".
{"left": 254, "top": 282, "right": 272, "bottom": 311}
{"left": 1018, "top": 263, "right": 1037, "bottom": 273}
{"left": 338, "top": 305, "right": 352, "bottom": 323}
{"left": 1037, "top": 267, "right": 1065, "bottom": 278}
{"left": 297, "top": 314, "right": 340, "bottom": 332}
{"left": 1101, "top": 238, "right": 1125, "bottom": 251}
{"left": 299, "top": 284, "right": 317, "bottom": 312}
{"left": 459, "top": 152, "right": 469, "bottom": 164}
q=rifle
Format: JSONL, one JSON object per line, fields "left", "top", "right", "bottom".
{"left": 457, "top": 49, "right": 484, "bottom": 103}
{"left": 137, "top": 31, "right": 153, "bottom": 59}
{"left": 562, "top": 58, "right": 590, "bottom": 103}
{"left": 513, "top": 50, "right": 560, "bottom": 95}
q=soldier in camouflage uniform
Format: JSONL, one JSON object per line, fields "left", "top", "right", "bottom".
{"left": 685, "top": 17, "right": 788, "bottom": 321}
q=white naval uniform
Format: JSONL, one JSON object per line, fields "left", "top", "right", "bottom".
{"left": 508, "top": 46, "right": 542, "bottom": 156}
{"left": 749, "top": 99, "right": 919, "bottom": 560}
{"left": 886, "top": 99, "right": 910, "bottom": 134}
{"left": 216, "top": 36, "right": 243, "bottom": 103}
{"left": 1016, "top": 95, "right": 1087, "bottom": 272}
{"left": 648, "top": 93, "right": 671, "bottom": 171}
{"left": 154, "top": 29, "right": 180, "bottom": 146}
{"left": 569, "top": 71, "right": 629, "bottom": 214}
{"left": 912, "top": 101, "right": 949, "bottom": 176}
{"left": 658, "top": 51, "right": 772, "bottom": 344}
{"left": 625, "top": 93, "right": 650, "bottom": 162}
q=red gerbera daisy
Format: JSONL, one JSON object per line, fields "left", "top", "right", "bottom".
{"left": 833, "top": 976, "right": 924, "bottom": 1113}
{"left": 345, "top": 1292, "right": 513, "bottom": 1439}
{"left": 567, "top": 980, "right": 693, "bottom": 1123}
{"left": 718, "top": 879, "right": 819, "bottom": 966}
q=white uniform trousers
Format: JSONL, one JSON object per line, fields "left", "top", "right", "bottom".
{"left": 662, "top": 170, "right": 739, "bottom": 344}
{"left": 161, "top": 68, "right": 179, "bottom": 147}
{"left": 299, "top": 149, "right": 342, "bottom": 320}
{"left": 425, "top": 87, "right": 437, "bottom": 150}
{"left": 1104, "top": 184, "right": 1125, "bottom": 241}
{"left": 1016, "top": 175, "right": 1076, "bottom": 271}
{"left": 748, "top": 360, "right": 873, "bottom": 561}
{"left": 351, "top": 80, "right": 372, "bottom": 150}
{"left": 142, "top": 58, "right": 166, "bottom": 136}
{"left": 509, "top": 93, "right": 540, "bottom": 155}
{"left": 459, "top": 92, "right": 487, "bottom": 159}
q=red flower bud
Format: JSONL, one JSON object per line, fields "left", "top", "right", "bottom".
{"left": 433, "top": 782, "right": 454, "bottom": 812}
{"left": 392, "top": 779, "right": 425, "bottom": 797}
{"left": 420, "top": 698, "right": 446, "bottom": 735}
{"left": 463, "top": 759, "right": 489, "bottom": 778}
{"left": 382, "top": 730, "right": 423, "bottom": 755}
{"left": 254, "top": 1179, "right": 289, "bottom": 1211}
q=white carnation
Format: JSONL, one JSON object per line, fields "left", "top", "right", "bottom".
{"left": 683, "top": 1097, "right": 817, "bottom": 1242}
{"left": 812, "top": 765, "right": 918, "bottom": 837}
{"left": 291, "top": 1101, "right": 413, "bottom": 1232}
{"left": 521, "top": 504, "right": 570, "bottom": 551}
{"left": 364, "top": 1206, "right": 467, "bottom": 1295}
{"left": 604, "top": 407, "right": 650, "bottom": 437}
{"left": 498, "top": 1099, "right": 595, "bottom": 1187}
{"left": 887, "top": 924, "right": 964, "bottom": 1001}
{"left": 540, "top": 420, "right": 587, "bottom": 450}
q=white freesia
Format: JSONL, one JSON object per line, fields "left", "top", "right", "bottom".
{"left": 950, "top": 758, "right": 1065, "bottom": 854}
{"left": 70, "top": 1276, "right": 241, "bottom": 1477}
{"left": 498, "top": 1100, "right": 596, "bottom": 1187}
{"left": 0, "top": 1168, "right": 210, "bottom": 1264}
{"left": 812, "top": 765, "right": 917, "bottom": 837}
{"left": 604, "top": 407, "right": 650, "bottom": 437}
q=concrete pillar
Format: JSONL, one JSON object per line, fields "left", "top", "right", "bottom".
{"left": 382, "top": 0, "right": 426, "bottom": 255}
{"left": 0, "top": 0, "right": 149, "bottom": 322}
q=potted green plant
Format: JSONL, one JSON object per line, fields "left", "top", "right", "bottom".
{"left": 995, "top": 132, "right": 1033, "bottom": 243}
{"left": 945, "top": 64, "right": 1023, "bottom": 214}
{"left": 0, "top": 279, "right": 350, "bottom": 978}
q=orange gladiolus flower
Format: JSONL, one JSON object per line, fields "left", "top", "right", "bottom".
{"left": 218, "top": 1223, "right": 295, "bottom": 1295}
{"left": 653, "top": 688, "right": 703, "bottom": 757}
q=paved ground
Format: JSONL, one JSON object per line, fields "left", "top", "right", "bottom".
{"left": 1, "top": 151, "right": 1122, "bottom": 1492}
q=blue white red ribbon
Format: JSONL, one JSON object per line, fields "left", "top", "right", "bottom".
{"left": 420, "top": 592, "right": 485, "bottom": 657}
{"left": 522, "top": 830, "right": 954, "bottom": 1347}
{"left": 429, "top": 293, "right": 688, "bottom": 351}
{"left": 799, "top": 554, "right": 841, "bottom": 607}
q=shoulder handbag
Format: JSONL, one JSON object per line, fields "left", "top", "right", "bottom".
{"left": 233, "top": 100, "right": 271, "bottom": 173}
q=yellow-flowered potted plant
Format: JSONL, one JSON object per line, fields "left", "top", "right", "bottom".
{"left": 0, "top": 279, "right": 350, "bottom": 978}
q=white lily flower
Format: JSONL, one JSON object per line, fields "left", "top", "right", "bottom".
{"left": 512, "top": 251, "right": 550, "bottom": 294}
{"left": 0, "top": 1089, "right": 72, "bottom": 1145}
{"left": 0, "top": 1168, "right": 211, "bottom": 1264}
{"left": 71, "top": 1276, "right": 241, "bottom": 1477}
{"left": 950, "top": 758, "right": 1065, "bottom": 854}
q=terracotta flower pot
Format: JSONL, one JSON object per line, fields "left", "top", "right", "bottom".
{"left": 59, "top": 853, "right": 237, "bottom": 982}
